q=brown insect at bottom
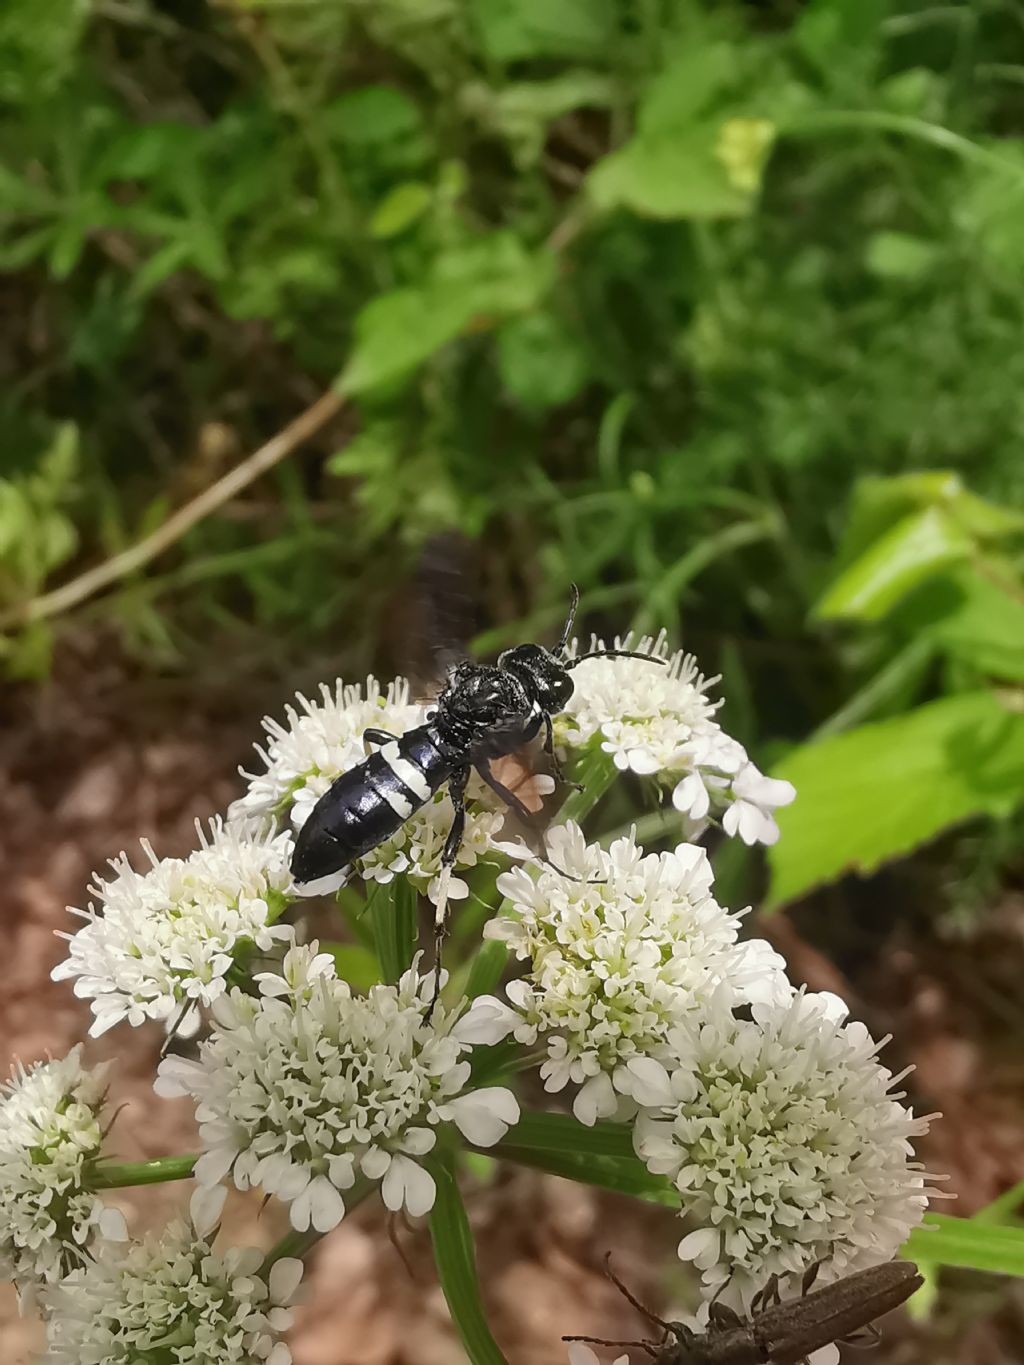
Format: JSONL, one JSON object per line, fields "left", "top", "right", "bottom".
{"left": 564, "top": 1256, "right": 923, "bottom": 1365}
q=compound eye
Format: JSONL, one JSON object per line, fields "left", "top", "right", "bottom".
{"left": 549, "top": 674, "right": 573, "bottom": 709}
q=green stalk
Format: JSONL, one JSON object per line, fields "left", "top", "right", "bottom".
{"left": 89, "top": 1154, "right": 198, "bottom": 1190}
{"left": 782, "top": 109, "right": 1024, "bottom": 179}
{"left": 260, "top": 1178, "right": 374, "bottom": 1270}
{"left": 555, "top": 745, "right": 620, "bottom": 827}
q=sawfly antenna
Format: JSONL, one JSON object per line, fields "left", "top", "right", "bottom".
{"left": 556, "top": 582, "right": 581, "bottom": 658}
{"left": 555, "top": 581, "right": 666, "bottom": 670}
{"left": 567, "top": 648, "right": 667, "bottom": 667}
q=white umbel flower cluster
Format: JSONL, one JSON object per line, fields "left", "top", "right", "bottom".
{"left": 233, "top": 676, "right": 509, "bottom": 902}
{"left": 53, "top": 820, "right": 295, "bottom": 1037}
{"left": 0, "top": 1047, "right": 126, "bottom": 1304}
{"left": 156, "top": 944, "right": 520, "bottom": 1232}
{"left": 557, "top": 634, "right": 795, "bottom": 845}
{"left": 234, "top": 676, "right": 424, "bottom": 822}
{"left": 43, "top": 1216, "right": 304, "bottom": 1365}
{"left": 485, "top": 825, "right": 789, "bottom": 1124}
{"left": 630, "top": 990, "right": 933, "bottom": 1304}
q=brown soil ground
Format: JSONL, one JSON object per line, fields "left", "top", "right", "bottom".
{"left": 3, "top": 645, "right": 1024, "bottom": 1364}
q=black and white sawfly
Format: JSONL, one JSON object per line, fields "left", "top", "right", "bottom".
{"left": 290, "top": 577, "right": 662, "bottom": 982}
{"left": 564, "top": 1256, "right": 923, "bottom": 1365}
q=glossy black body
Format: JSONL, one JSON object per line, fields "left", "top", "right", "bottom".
{"left": 290, "top": 646, "right": 573, "bottom": 885}
{"left": 291, "top": 726, "right": 453, "bottom": 882}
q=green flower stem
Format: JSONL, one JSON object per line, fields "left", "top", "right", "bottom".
{"left": 781, "top": 109, "right": 1024, "bottom": 179}
{"left": 262, "top": 1177, "right": 374, "bottom": 1269}
{"left": 369, "top": 877, "right": 418, "bottom": 983}
{"left": 89, "top": 1154, "right": 198, "bottom": 1190}
{"left": 555, "top": 745, "right": 620, "bottom": 827}
{"left": 463, "top": 937, "right": 509, "bottom": 1000}
{"left": 262, "top": 1227, "right": 324, "bottom": 1267}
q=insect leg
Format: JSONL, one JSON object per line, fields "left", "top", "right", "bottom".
{"left": 543, "top": 712, "right": 583, "bottom": 791}
{"left": 562, "top": 1337, "right": 658, "bottom": 1359}
{"left": 708, "top": 1302, "right": 746, "bottom": 1332}
{"left": 430, "top": 766, "right": 469, "bottom": 1008}
{"left": 752, "top": 1273, "right": 782, "bottom": 1314}
{"left": 475, "top": 758, "right": 538, "bottom": 825}
{"left": 159, "top": 999, "right": 197, "bottom": 1059}
{"left": 841, "top": 1324, "right": 881, "bottom": 1349}
{"left": 476, "top": 757, "right": 603, "bottom": 885}
{"left": 799, "top": 1262, "right": 824, "bottom": 1298}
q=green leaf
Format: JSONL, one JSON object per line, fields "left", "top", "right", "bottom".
{"left": 497, "top": 1109, "right": 635, "bottom": 1158}
{"left": 497, "top": 312, "right": 591, "bottom": 411}
{"left": 905, "top": 1259, "right": 939, "bottom": 1321}
{"left": 0, "top": 0, "right": 88, "bottom": 103}
{"left": 831, "top": 474, "right": 1024, "bottom": 582}
{"left": 795, "top": 0, "right": 885, "bottom": 87}
{"left": 471, "top": 0, "right": 615, "bottom": 62}
{"left": 903, "top": 1214, "right": 1024, "bottom": 1276}
{"left": 955, "top": 141, "right": 1024, "bottom": 275}
{"left": 370, "top": 182, "right": 433, "bottom": 239}
{"left": 639, "top": 43, "right": 738, "bottom": 134}
{"left": 768, "top": 691, "right": 1024, "bottom": 906}
{"left": 427, "top": 1152, "right": 509, "bottom": 1365}
{"left": 322, "top": 942, "right": 382, "bottom": 991}
{"left": 889, "top": 567, "right": 1024, "bottom": 681}
{"left": 815, "top": 506, "right": 973, "bottom": 622}
{"left": 367, "top": 879, "right": 418, "bottom": 984}
{"left": 589, "top": 123, "right": 763, "bottom": 220}
{"left": 338, "top": 233, "right": 555, "bottom": 395}
{"left": 95, "top": 122, "right": 204, "bottom": 181}
{"left": 487, "top": 1111, "right": 676, "bottom": 1204}
{"left": 974, "top": 1178, "right": 1024, "bottom": 1225}
{"left": 0, "top": 621, "right": 55, "bottom": 681}
{"left": 322, "top": 87, "right": 424, "bottom": 145}
{"left": 865, "top": 231, "right": 942, "bottom": 281}
{"left": 495, "top": 1143, "right": 677, "bottom": 1203}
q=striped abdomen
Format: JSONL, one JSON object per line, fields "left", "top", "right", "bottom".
{"left": 291, "top": 725, "right": 453, "bottom": 884}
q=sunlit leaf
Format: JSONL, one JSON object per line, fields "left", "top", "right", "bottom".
{"left": 768, "top": 691, "right": 1024, "bottom": 906}
{"left": 369, "top": 182, "right": 433, "bottom": 239}
{"left": 338, "top": 234, "right": 555, "bottom": 395}
{"left": 589, "top": 125, "right": 756, "bottom": 220}
{"left": 831, "top": 473, "right": 1024, "bottom": 582}
{"left": 865, "top": 231, "right": 942, "bottom": 281}
{"left": 816, "top": 506, "right": 972, "bottom": 621}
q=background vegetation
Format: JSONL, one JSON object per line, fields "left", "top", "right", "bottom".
{"left": 4, "top": 0, "right": 1024, "bottom": 1353}
{"left": 5, "top": 0, "right": 1024, "bottom": 917}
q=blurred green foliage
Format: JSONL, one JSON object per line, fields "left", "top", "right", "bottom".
{"left": 2, "top": 0, "right": 1024, "bottom": 906}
